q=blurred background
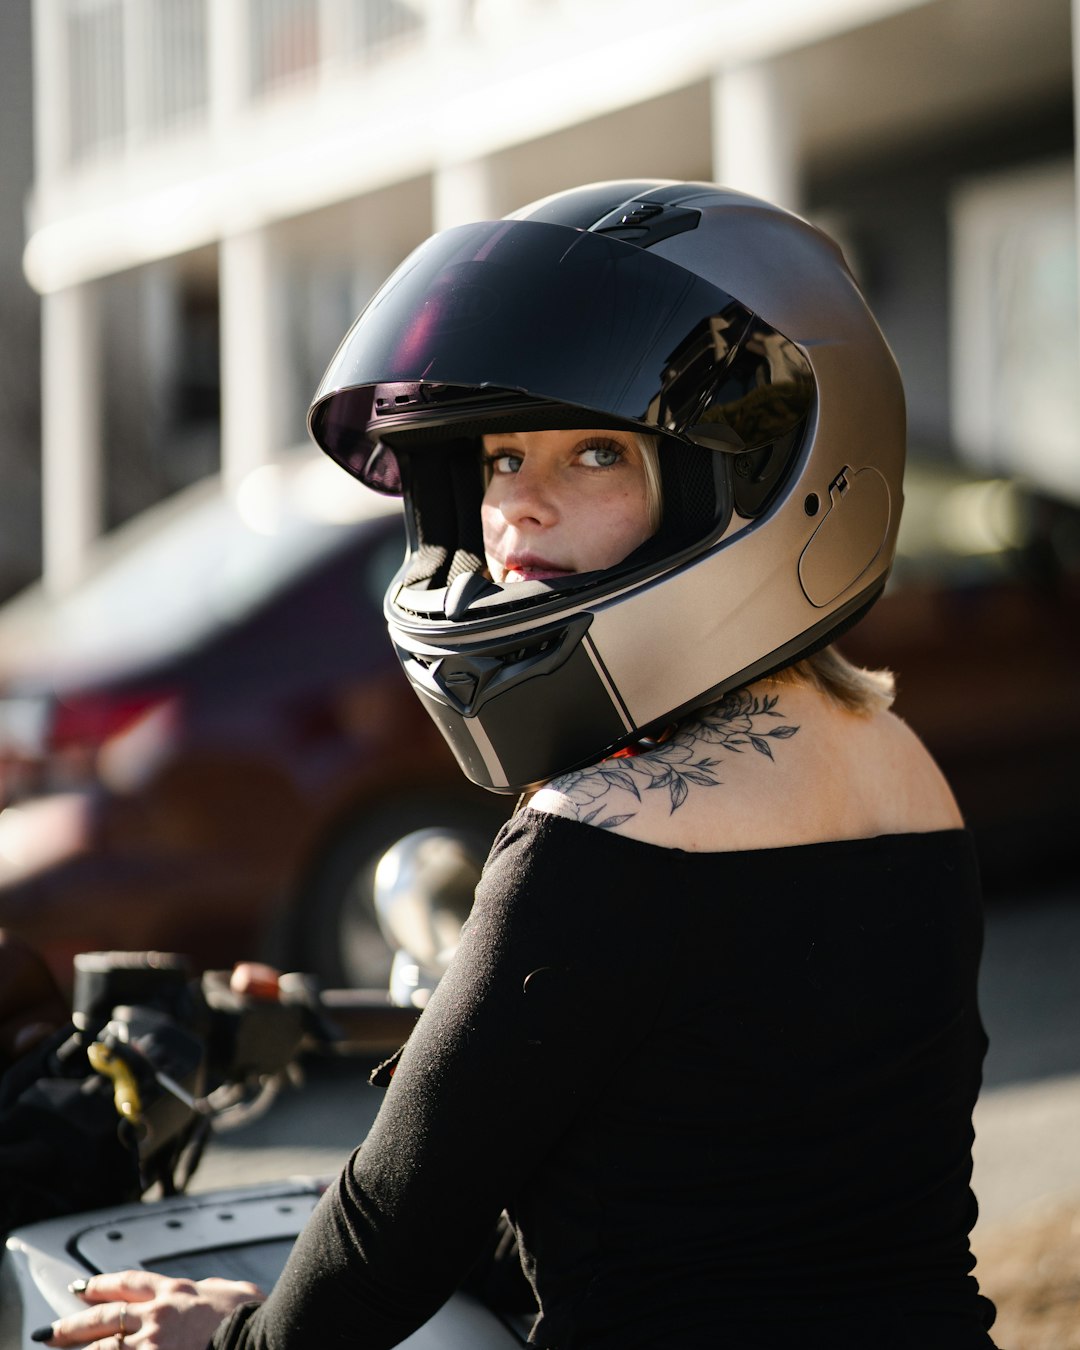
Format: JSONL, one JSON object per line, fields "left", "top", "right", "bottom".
{"left": 0, "top": 0, "right": 1078, "bottom": 1343}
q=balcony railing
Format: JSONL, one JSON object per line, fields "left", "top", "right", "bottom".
{"left": 62, "top": 0, "right": 208, "bottom": 164}
{"left": 249, "top": 0, "right": 426, "bottom": 95}
{"left": 51, "top": 0, "right": 438, "bottom": 170}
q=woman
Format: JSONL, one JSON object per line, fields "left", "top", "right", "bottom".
{"left": 41, "top": 182, "right": 997, "bottom": 1348}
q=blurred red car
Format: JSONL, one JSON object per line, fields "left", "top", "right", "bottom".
{"left": 0, "top": 454, "right": 508, "bottom": 990}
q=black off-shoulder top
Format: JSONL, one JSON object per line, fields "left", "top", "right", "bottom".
{"left": 213, "top": 812, "right": 997, "bottom": 1349}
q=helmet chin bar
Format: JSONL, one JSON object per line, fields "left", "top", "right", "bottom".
{"left": 391, "top": 574, "right": 887, "bottom": 794}
{"left": 392, "top": 614, "right": 629, "bottom": 792}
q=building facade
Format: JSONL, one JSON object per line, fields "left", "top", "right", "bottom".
{"left": 21, "top": 0, "right": 1079, "bottom": 592}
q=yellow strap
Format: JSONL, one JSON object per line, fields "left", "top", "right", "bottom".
{"left": 87, "top": 1041, "right": 143, "bottom": 1125}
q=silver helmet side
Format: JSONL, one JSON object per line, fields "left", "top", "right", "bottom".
{"left": 308, "top": 181, "right": 905, "bottom": 793}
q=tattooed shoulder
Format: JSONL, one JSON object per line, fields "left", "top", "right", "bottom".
{"left": 528, "top": 687, "right": 800, "bottom": 831}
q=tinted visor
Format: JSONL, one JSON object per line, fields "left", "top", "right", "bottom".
{"left": 308, "top": 219, "right": 813, "bottom": 492}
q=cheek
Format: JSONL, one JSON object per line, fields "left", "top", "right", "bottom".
{"left": 480, "top": 499, "right": 505, "bottom": 570}
{"left": 614, "top": 476, "right": 652, "bottom": 531}
{"left": 615, "top": 500, "right": 654, "bottom": 556}
{"left": 576, "top": 489, "right": 653, "bottom": 568}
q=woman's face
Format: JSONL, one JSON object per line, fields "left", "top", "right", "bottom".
{"left": 481, "top": 428, "right": 654, "bottom": 584}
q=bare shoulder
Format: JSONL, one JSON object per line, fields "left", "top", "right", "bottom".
{"left": 865, "top": 707, "right": 965, "bottom": 832}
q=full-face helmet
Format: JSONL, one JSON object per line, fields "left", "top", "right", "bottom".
{"left": 308, "top": 181, "right": 905, "bottom": 793}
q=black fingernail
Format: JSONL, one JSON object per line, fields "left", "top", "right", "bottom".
{"left": 30, "top": 1327, "right": 55, "bottom": 1343}
{"left": 68, "top": 1278, "right": 89, "bottom": 1294}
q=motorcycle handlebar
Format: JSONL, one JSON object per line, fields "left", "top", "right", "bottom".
{"left": 198, "top": 965, "right": 422, "bottom": 1064}
{"left": 315, "top": 988, "right": 421, "bottom": 1053}
{"left": 0, "top": 953, "right": 425, "bottom": 1229}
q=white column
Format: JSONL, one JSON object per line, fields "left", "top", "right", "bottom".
{"left": 432, "top": 157, "right": 495, "bottom": 232}
{"left": 317, "top": 0, "right": 342, "bottom": 80}
{"left": 34, "top": 3, "right": 100, "bottom": 594}
{"left": 31, "top": 0, "right": 70, "bottom": 184}
{"left": 122, "top": 0, "right": 148, "bottom": 150}
{"left": 211, "top": 0, "right": 273, "bottom": 496}
{"left": 710, "top": 62, "right": 800, "bottom": 212}
{"left": 41, "top": 284, "right": 102, "bottom": 595}
{"left": 423, "top": 0, "right": 471, "bottom": 46}
{"left": 219, "top": 227, "right": 280, "bottom": 492}
{"left": 208, "top": 0, "right": 249, "bottom": 133}
{"left": 427, "top": 5, "right": 497, "bottom": 233}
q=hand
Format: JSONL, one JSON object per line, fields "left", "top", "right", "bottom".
{"left": 34, "top": 1270, "right": 265, "bottom": 1350}
{"left": 229, "top": 962, "right": 283, "bottom": 999}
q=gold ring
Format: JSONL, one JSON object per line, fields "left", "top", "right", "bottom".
{"left": 118, "top": 1303, "right": 128, "bottom": 1338}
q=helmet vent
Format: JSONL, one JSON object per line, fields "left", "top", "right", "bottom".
{"left": 591, "top": 202, "right": 701, "bottom": 249}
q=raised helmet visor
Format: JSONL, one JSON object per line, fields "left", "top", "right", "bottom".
{"left": 307, "top": 218, "right": 813, "bottom": 493}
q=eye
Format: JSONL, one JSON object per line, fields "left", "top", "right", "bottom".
{"left": 484, "top": 451, "right": 523, "bottom": 475}
{"left": 578, "top": 439, "right": 625, "bottom": 468}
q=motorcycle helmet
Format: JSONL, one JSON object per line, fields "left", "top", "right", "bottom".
{"left": 308, "top": 181, "right": 905, "bottom": 793}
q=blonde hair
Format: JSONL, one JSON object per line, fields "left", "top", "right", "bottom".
{"left": 632, "top": 432, "right": 663, "bottom": 533}
{"left": 765, "top": 646, "right": 895, "bottom": 716}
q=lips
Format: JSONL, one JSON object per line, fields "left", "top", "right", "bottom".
{"left": 500, "top": 554, "right": 573, "bottom": 583}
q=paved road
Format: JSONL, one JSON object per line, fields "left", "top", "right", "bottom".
{"left": 194, "top": 883, "right": 1080, "bottom": 1240}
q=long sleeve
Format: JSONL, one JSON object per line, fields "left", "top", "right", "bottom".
{"left": 211, "top": 812, "right": 669, "bottom": 1350}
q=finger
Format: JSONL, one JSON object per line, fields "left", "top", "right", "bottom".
{"left": 70, "top": 1271, "right": 172, "bottom": 1304}
{"left": 196, "top": 1277, "right": 266, "bottom": 1300}
{"left": 230, "top": 962, "right": 281, "bottom": 997}
{"left": 72, "top": 1334, "right": 135, "bottom": 1350}
{"left": 35, "top": 1302, "right": 133, "bottom": 1347}
{"left": 32, "top": 1337, "right": 120, "bottom": 1350}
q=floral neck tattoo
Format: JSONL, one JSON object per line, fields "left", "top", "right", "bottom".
{"left": 545, "top": 688, "right": 799, "bottom": 830}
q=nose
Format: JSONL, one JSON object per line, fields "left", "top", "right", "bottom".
{"left": 496, "top": 462, "right": 558, "bottom": 528}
